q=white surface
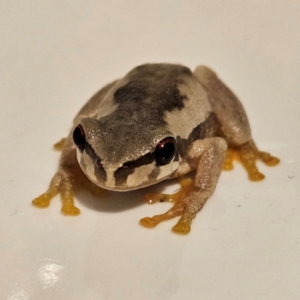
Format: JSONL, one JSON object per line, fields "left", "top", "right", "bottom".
{"left": 1, "top": 1, "right": 300, "bottom": 299}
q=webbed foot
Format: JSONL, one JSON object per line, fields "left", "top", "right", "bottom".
{"left": 141, "top": 177, "right": 197, "bottom": 233}
{"left": 139, "top": 217, "right": 160, "bottom": 228}
{"left": 144, "top": 176, "right": 195, "bottom": 204}
{"left": 223, "top": 139, "right": 280, "bottom": 181}
{"left": 172, "top": 223, "right": 190, "bottom": 234}
{"left": 61, "top": 204, "right": 80, "bottom": 215}
{"left": 32, "top": 169, "right": 81, "bottom": 215}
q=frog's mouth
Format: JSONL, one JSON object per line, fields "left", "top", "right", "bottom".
{"left": 89, "top": 175, "right": 170, "bottom": 192}
{"left": 76, "top": 148, "right": 179, "bottom": 192}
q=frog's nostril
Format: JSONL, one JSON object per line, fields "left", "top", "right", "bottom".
{"left": 73, "top": 124, "right": 86, "bottom": 152}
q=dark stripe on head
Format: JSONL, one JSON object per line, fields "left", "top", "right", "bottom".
{"left": 84, "top": 142, "right": 107, "bottom": 183}
{"left": 114, "top": 152, "right": 155, "bottom": 186}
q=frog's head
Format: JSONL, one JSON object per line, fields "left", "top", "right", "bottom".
{"left": 73, "top": 117, "right": 179, "bottom": 191}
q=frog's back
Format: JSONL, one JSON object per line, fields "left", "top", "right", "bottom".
{"left": 116, "top": 64, "right": 204, "bottom": 112}
{"left": 110, "top": 63, "right": 216, "bottom": 139}
{"left": 75, "top": 64, "right": 190, "bottom": 122}
{"left": 116, "top": 63, "right": 193, "bottom": 113}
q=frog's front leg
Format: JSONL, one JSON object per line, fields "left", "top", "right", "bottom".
{"left": 32, "top": 133, "right": 85, "bottom": 215}
{"left": 140, "top": 137, "right": 227, "bottom": 234}
{"left": 32, "top": 167, "right": 83, "bottom": 215}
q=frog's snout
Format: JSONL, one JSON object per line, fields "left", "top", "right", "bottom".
{"left": 73, "top": 124, "right": 86, "bottom": 152}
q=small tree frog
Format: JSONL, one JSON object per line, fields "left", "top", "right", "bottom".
{"left": 32, "top": 64, "right": 279, "bottom": 234}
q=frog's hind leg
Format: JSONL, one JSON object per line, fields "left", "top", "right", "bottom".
{"left": 234, "top": 140, "right": 279, "bottom": 181}
{"left": 194, "top": 65, "right": 252, "bottom": 148}
{"left": 222, "top": 147, "right": 235, "bottom": 171}
{"left": 194, "top": 65, "right": 279, "bottom": 181}
{"left": 223, "top": 141, "right": 279, "bottom": 181}
{"left": 222, "top": 140, "right": 280, "bottom": 181}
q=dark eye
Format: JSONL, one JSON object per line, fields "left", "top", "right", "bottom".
{"left": 155, "top": 137, "right": 176, "bottom": 166}
{"left": 73, "top": 124, "right": 86, "bottom": 152}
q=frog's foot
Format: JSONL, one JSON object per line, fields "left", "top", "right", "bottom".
{"left": 223, "top": 140, "right": 280, "bottom": 181}
{"left": 53, "top": 138, "right": 67, "bottom": 151}
{"left": 140, "top": 192, "right": 205, "bottom": 234}
{"left": 32, "top": 169, "right": 81, "bottom": 215}
{"left": 141, "top": 177, "right": 199, "bottom": 234}
{"left": 172, "top": 213, "right": 193, "bottom": 234}
{"left": 140, "top": 201, "right": 186, "bottom": 229}
{"left": 222, "top": 147, "right": 234, "bottom": 170}
{"left": 144, "top": 176, "right": 195, "bottom": 204}
{"left": 238, "top": 140, "right": 280, "bottom": 181}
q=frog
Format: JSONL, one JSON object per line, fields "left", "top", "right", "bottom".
{"left": 32, "top": 63, "right": 279, "bottom": 234}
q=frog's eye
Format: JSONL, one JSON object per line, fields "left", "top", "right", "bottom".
{"left": 155, "top": 137, "right": 176, "bottom": 166}
{"left": 73, "top": 124, "right": 86, "bottom": 152}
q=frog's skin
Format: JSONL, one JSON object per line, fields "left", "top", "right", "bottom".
{"left": 32, "top": 64, "right": 279, "bottom": 234}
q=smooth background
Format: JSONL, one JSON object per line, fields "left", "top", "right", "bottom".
{"left": 1, "top": 1, "right": 300, "bottom": 299}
